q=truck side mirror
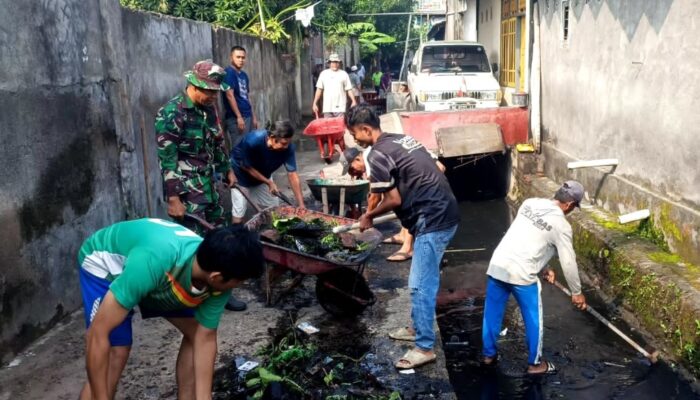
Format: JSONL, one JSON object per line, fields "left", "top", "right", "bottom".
{"left": 410, "top": 64, "right": 416, "bottom": 74}
{"left": 491, "top": 63, "right": 499, "bottom": 73}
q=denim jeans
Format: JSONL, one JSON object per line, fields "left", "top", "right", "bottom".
{"left": 410, "top": 224, "right": 458, "bottom": 350}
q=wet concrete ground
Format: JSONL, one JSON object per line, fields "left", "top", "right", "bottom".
{"left": 436, "top": 198, "right": 699, "bottom": 399}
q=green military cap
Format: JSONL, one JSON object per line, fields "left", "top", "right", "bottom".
{"left": 184, "top": 60, "right": 230, "bottom": 91}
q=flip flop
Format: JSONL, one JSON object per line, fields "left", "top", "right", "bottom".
{"left": 382, "top": 235, "right": 404, "bottom": 245}
{"left": 387, "top": 252, "right": 412, "bottom": 262}
{"left": 395, "top": 349, "right": 437, "bottom": 369}
{"left": 388, "top": 327, "right": 416, "bottom": 341}
{"left": 526, "top": 361, "right": 557, "bottom": 376}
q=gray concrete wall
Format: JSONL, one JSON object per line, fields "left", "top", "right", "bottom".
{"left": 0, "top": 2, "right": 301, "bottom": 363}
{"left": 538, "top": 0, "right": 700, "bottom": 263}
{"left": 477, "top": 0, "right": 502, "bottom": 68}
{"left": 0, "top": 0, "right": 126, "bottom": 360}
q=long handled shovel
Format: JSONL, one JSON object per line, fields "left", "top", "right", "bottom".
{"left": 332, "top": 213, "right": 398, "bottom": 234}
{"left": 232, "top": 183, "right": 263, "bottom": 213}
{"left": 552, "top": 280, "right": 659, "bottom": 363}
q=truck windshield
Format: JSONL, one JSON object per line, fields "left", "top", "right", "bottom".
{"left": 420, "top": 45, "right": 490, "bottom": 73}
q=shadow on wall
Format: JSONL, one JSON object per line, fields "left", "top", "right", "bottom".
{"left": 541, "top": 0, "right": 675, "bottom": 40}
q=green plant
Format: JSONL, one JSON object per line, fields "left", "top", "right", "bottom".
{"left": 246, "top": 367, "right": 305, "bottom": 399}
{"left": 636, "top": 218, "right": 669, "bottom": 251}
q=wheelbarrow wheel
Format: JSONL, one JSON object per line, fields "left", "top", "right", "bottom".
{"left": 315, "top": 267, "right": 375, "bottom": 317}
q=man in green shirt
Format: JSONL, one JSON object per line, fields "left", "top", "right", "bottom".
{"left": 77, "top": 218, "right": 263, "bottom": 400}
{"left": 371, "top": 69, "right": 383, "bottom": 95}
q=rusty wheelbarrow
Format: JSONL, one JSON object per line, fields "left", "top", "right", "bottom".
{"left": 245, "top": 205, "right": 382, "bottom": 317}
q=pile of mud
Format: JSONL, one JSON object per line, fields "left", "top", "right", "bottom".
{"left": 212, "top": 321, "right": 400, "bottom": 400}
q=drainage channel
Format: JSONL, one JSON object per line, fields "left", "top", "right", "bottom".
{"left": 437, "top": 199, "right": 698, "bottom": 399}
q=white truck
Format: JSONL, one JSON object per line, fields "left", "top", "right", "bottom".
{"left": 406, "top": 41, "right": 502, "bottom": 111}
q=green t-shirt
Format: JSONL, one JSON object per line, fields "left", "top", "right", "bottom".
{"left": 78, "top": 218, "right": 230, "bottom": 329}
{"left": 372, "top": 71, "right": 383, "bottom": 86}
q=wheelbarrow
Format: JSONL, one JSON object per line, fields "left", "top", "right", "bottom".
{"left": 185, "top": 203, "right": 382, "bottom": 317}
{"left": 303, "top": 116, "right": 346, "bottom": 162}
{"left": 245, "top": 205, "right": 383, "bottom": 317}
{"left": 306, "top": 178, "right": 370, "bottom": 215}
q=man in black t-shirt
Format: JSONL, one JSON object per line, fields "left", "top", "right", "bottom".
{"left": 346, "top": 105, "right": 460, "bottom": 370}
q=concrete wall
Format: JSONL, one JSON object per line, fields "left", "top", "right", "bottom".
{"left": 0, "top": 0, "right": 126, "bottom": 360}
{"left": 0, "top": 1, "right": 300, "bottom": 363}
{"left": 448, "top": 0, "right": 477, "bottom": 41}
{"left": 477, "top": 0, "right": 502, "bottom": 67}
{"left": 538, "top": 0, "right": 700, "bottom": 263}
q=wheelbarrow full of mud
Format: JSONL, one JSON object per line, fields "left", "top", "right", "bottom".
{"left": 245, "top": 205, "right": 382, "bottom": 317}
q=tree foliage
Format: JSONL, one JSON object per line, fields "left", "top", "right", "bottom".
{"left": 120, "top": 0, "right": 413, "bottom": 60}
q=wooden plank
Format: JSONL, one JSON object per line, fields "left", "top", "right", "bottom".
{"left": 322, "top": 187, "right": 329, "bottom": 214}
{"left": 339, "top": 187, "right": 346, "bottom": 217}
{"left": 435, "top": 123, "right": 505, "bottom": 157}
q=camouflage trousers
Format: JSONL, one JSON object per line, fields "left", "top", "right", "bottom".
{"left": 176, "top": 174, "right": 230, "bottom": 236}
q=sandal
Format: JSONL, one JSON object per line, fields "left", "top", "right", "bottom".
{"left": 382, "top": 234, "right": 404, "bottom": 245}
{"left": 526, "top": 361, "right": 557, "bottom": 376}
{"left": 395, "top": 349, "right": 437, "bottom": 369}
{"left": 388, "top": 327, "right": 416, "bottom": 341}
{"left": 386, "top": 252, "right": 412, "bottom": 262}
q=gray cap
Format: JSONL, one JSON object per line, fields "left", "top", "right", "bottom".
{"left": 560, "top": 180, "right": 585, "bottom": 207}
{"left": 328, "top": 53, "right": 341, "bottom": 62}
{"left": 340, "top": 147, "right": 361, "bottom": 175}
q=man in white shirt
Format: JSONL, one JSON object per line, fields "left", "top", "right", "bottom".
{"left": 481, "top": 181, "right": 588, "bottom": 375}
{"left": 312, "top": 53, "right": 357, "bottom": 117}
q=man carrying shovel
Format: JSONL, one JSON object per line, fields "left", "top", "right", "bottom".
{"left": 481, "top": 181, "right": 587, "bottom": 375}
{"left": 346, "top": 104, "right": 460, "bottom": 370}
{"left": 230, "top": 120, "right": 305, "bottom": 223}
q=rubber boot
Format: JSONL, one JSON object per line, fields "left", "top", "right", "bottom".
{"left": 225, "top": 294, "right": 247, "bottom": 311}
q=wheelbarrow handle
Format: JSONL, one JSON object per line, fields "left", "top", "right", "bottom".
{"left": 332, "top": 213, "right": 398, "bottom": 234}
{"left": 233, "top": 183, "right": 263, "bottom": 213}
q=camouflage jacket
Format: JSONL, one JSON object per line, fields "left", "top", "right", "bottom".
{"left": 155, "top": 91, "right": 230, "bottom": 198}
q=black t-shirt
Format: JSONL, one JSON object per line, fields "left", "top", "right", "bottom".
{"left": 367, "top": 133, "right": 460, "bottom": 235}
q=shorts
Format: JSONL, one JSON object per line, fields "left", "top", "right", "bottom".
{"left": 79, "top": 267, "right": 194, "bottom": 346}
{"left": 231, "top": 183, "right": 279, "bottom": 218}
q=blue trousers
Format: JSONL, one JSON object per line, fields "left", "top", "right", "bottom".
{"left": 410, "top": 225, "right": 457, "bottom": 350}
{"left": 482, "top": 276, "right": 543, "bottom": 365}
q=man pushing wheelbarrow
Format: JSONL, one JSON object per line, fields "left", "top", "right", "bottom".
{"left": 308, "top": 53, "right": 357, "bottom": 162}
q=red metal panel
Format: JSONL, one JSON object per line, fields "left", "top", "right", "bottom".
{"left": 394, "top": 107, "right": 529, "bottom": 151}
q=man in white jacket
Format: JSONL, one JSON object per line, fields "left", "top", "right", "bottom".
{"left": 481, "top": 181, "right": 588, "bottom": 375}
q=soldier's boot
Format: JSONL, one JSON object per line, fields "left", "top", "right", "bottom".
{"left": 225, "top": 294, "right": 247, "bottom": 311}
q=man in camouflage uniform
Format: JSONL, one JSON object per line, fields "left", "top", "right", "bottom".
{"left": 156, "top": 60, "right": 247, "bottom": 311}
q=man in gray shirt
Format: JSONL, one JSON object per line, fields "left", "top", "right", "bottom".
{"left": 481, "top": 181, "right": 587, "bottom": 375}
